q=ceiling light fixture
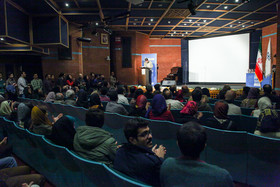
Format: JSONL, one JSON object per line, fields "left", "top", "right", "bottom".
{"left": 189, "top": 19, "right": 192, "bottom": 22}
{"left": 203, "top": 20, "right": 207, "bottom": 23}
{"left": 235, "top": 0, "right": 239, "bottom": 2}
{"left": 206, "top": 5, "right": 210, "bottom": 8}
{"left": 185, "top": 31, "right": 188, "bottom": 34}
{"left": 197, "top": 24, "right": 200, "bottom": 26}
{"left": 174, "top": 31, "right": 176, "bottom": 34}
{"left": 0, "top": 38, "right": 4, "bottom": 41}
{"left": 242, "top": 0, "right": 250, "bottom": 3}
{"left": 65, "top": 3, "right": 69, "bottom": 7}
{"left": 168, "top": 21, "right": 171, "bottom": 24}
{"left": 242, "top": 25, "right": 245, "bottom": 27}
{"left": 224, "top": 6, "right": 228, "bottom": 9}
{"left": 230, "top": 25, "right": 233, "bottom": 27}
{"left": 148, "top": 23, "right": 151, "bottom": 25}
{"left": 182, "top": 34, "right": 184, "bottom": 36}
{"left": 238, "top": 21, "right": 241, "bottom": 24}
{"left": 171, "top": 34, "right": 174, "bottom": 36}
{"left": 150, "top": 18, "right": 153, "bottom": 21}
{"left": 96, "top": 22, "right": 99, "bottom": 26}
{"left": 134, "top": 19, "right": 138, "bottom": 21}
{"left": 158, "top": 4, "right": 162, "bottom": 7}
{"left": 184, "top": 23, "right": 187, "bottom": 26}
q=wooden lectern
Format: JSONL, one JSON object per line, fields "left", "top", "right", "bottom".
{"left": 140, "top": 66, "right": 150, "bottom": 85}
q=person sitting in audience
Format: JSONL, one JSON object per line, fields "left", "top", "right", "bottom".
{"left": 5, "top": 85, "right": 17, "bottom": 101}
{"left": 252, "top": 97, "right": 272, "bottom": 118}
{"left": 23, "top": 86, "right": 34, "bottom": 99}
{"left": 153, "top": 84, "right": 161, "bottom": 96}
{"left": 44, "top": 91, "right": 55, "bottom": 103}
{"left": 127, "top": 86, "right": 136, "bottom": 98}
{"left": 145, "top": 94, "right": 175, "bottom": 122}
{"left": 254, "top": 99, "right": 280, "bottom": 139}
{"left": 73, "top": 109, "right": 117, "bottom": 167}
{"left": 43, "top": 74, "right": 52, "bottom": 95}
{"left": 105, "top": 90, "right": 128, "bottom": 115}
{"left": 89, "top": 93, "right": 104, "bottom": 110}
{"left": 54, "top": 93, "right": 65, "bottom": 104}
{"left": 66, "top": 74, "right": 74, "bottom": 88}
{"left": 225, "top": 90, "right": 241, "bottom": 115}
{"left": 8, "top": 101, "right": 19, "bottom": 122}
{"left": 163, "top": 89, "right": 184, "bottom": 110}
{"left": 217, "top": 85, "right": 231, "bottom": 100}
{"left": 176, "top": 85, "right": 191, "bottom": 102}
{"left": 114, "top": 118, "right": 166, "bottom": 186}
{"left": 192, "top": 89, "right": 212, "bottom": 112}
{"left": 262, "top": 84, "right": 280, "bottom": 109}
{"left": 236, "top": 86, "right": 250, "bottom": 101}
{"left": 99, "top": 87, "right": 110, "bottom": 102}
{"left": 64, "top": 89, "right": 76, "bottom": 106}
{"left": 0, "top": 101, "right": 12, "bottom": 117}
{"left": 129, "top": 94, "right": 147, "bottom": 117}
{"left": 241, "top": 88, "right": 259, "bottom": 108}
{"left": 76, "top": 89, "right": 88, "bottom": 108}
{"left": 176, "top": 101, "right": 202, "bottom": 124}
{"left": 204, "top": 101, "right": 236, "bottom": 130}
{"left": 202, "top": 88, "right": 210, "bottom": 97}
{"left": 30, "top": 106, "right": 62, "bottom": 135}
{"left": 17, "top": 103, "right": 33, "bottom": 129}
{"left": 144, "top": 85, "right": 154, "bottom": 99}
{"left": 47, "top": 116, "right": 76, "bottom": 150}
{"left": 130, "top": 88, "right": 144, "bottom": 107}
{"left": 117, "top": 86, "right": 129, "bottom": 105}
{"left": 169, "top": 85, "right": 177, "bottom": 98}
{"left": 160, "top": 121, "right": 234, "bottom": 187}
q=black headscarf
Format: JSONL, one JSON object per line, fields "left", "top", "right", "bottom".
{"left": 76, "top": 89, "right": 88, "bottom": 108}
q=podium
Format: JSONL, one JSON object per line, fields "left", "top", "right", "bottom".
{"left": 140, "top": 67, "right": 150, "bottom": 85}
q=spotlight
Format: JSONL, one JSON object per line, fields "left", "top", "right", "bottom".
{"left": 65, "top": 3, "right": 69, "bottom": 7}
{"left": 0, "top": 38, "right": 4, "bottom": 41}
{"left": 242, "top": 0, "right": 250, "bottom": 3}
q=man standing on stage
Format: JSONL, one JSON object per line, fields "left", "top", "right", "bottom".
{"left": 144, "top": 58, "right": 153, "bottom": 84}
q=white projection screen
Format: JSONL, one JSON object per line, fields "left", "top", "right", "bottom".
{"left": 188, "top": 33, "right": 250, "bottom": 83}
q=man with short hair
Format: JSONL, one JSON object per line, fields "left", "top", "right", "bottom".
{"left": 54, "top": 93, "right": 65, "bottom": 104}
{"left": 43, "top": 74, "right": 52, "bottom": 95}
{"left": 163, "top": 89, "right": 184, "bottom": 110}
{"left": 64, "top": 89, "right": 76, "bottom": 106}
{"left": 192, "top": 89, "right": 212, "bottom": 111}
{"left": 73, "top": 108, "right": 117, "bottom": 167}
{"left": 225, "top": 90, "right": 241, "bottom": 115}
{"left": 17, "top": 71, "right": 27, "bottom": 97}
{"left": 262, "top": 84, "right": 280, "bottom": 109}
{"left": 105, "top": 90, "right": 128, "bottom": 115}
{"left": 153, "top": 84, "right": 161, "bottom": 96}
{"left": 31, "top": 74, "right": 43, "bottom": 93}
{"left": 144, "top": 84, "right": 153, "bottom": 99}
{"left": 114, "top": 118, "right": 166, "bottom": 186}
{"left": 100, "top": 87, "right": 110, "bottom": 102}
{"left": 160, "top": 121, "right": 234, "bottom": 187}
{"left": 117, "top": 86, "right": 129, "bottom": 105}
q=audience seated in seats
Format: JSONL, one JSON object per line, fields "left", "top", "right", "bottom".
{"left": 114, "top": 118, "right": 166, "bottom": 186}
{"left": 176, "top": 101, "right": 202, "bottom": 124}
{"left": 30, "top": 106, "right": 63, "bottom": 135}
{"left": 73, "top": 109, "right": 117, "bottom": 167}
{"left": 241, "top": 88, "right": 259, "bottom": 108}
{"left": 99, "top": 87, "right": 110, "bottom": 102}
{"left": 145, "top": 94, "right": 175, "bottom": 122}
{"left": 127, "top": 86, "right": 136, "bottom": 98}
{"left": 169, "top": 85, "right": 177, "bottom": 98}
{"left": 117, "top": 86, "right": 129, "bottom": 105}
{"left": 176, "top": 85, "right": 191, "bottom": 102}
{"left": 44, "top": 92, "right": 55, "bottom": 103}
{"left": 202, "top": 88, "right": 210, "bottom": 98}
{"left": 129, "top": 95, "right": 147, "bottom": 117}
{"left": 254, "top": 99, "right": 280, "bottom": 139}
{"left": 89, "top": 93, "right": 104, "bottom": 110}
{"left": 64, "top": 89, "right": 76, "bottom": 106}
{"left": 252, "top": 97, "right": 272, "bottom": 118}
{"left": 23, "top": 86, "right": 34, "bottom": 99}
{"left": 17, "top": 103, "right": 33, "bottom": 129}
{"left": 66, "top": 74, "right": 74, "bottom": 87}
{"left": 163, "top": 89, "right": 184, "bottom": 110}
{"left": 43, "top": 74, "right": 53, "bottom": 95}
{"left": 0, "top": 166, "right": 45, "bottom": 187}
{"left": 54, "top": 93, "right": 65, "bottom": 104}
{"left": 192, "top": 89, "right": 212, "bottom": 112}
{"left": 205, "top": 101, "right": 236, "bottom": 130}
{"left": 8, "top": 101, "right": 19, "bottom": 122}
{"left": 130, "top": 88, "right": 144, "bottom": 107}
{"left": 105, "top": 90, "right": 128, "bottom": 115}
{"left": 236, "top": 86, "right": 250, "bottom": 101}
{"left": 153, "top": 84, "right": 161, "bottom": 96}
{"left": 47, "top": 116, "right": 76, "bottom": 150}
{"left": 225, "top": 90, "right": 241, "bottom": 115}
{"left": 144, "top": 85, "right": 154, "bottom": 99}
{"left": 76, "top": 89, "right": 88, "bottom": 108}
{"left": 0, "top": 101, "right": 12, "bottom": 117}
{"left": 217, "top": 85, "right": 231, "bottom": 100}
{"left": 160, "top": 121, "right": 234, "bottom": 187}
{"left": 262, "top": 84, "right": 280, "bottom": 109}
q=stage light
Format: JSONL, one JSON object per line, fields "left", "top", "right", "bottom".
{"left": 0, "top": 38, "right": 4, "bottom": 41}
{"left": 65, "top": 3, "right": 69, "bottom": 7}
{"left": 150, "top": 18, "right": 153, "bottom": 21}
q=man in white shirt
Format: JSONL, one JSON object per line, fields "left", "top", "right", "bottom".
{"left": 144, "top": 58, "right": 153, "bottom": 84}
{"left": 17, "top": 71, "right": 27, "bottom": 97}
{"left": 117, "top": 86, "right": 129, "bottom": 105}
{"left": 163, "top": 89, "right": 184, "bottom": 110}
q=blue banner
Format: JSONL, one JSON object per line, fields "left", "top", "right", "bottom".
{"left": 246, "top": 73, "right": 272, "bottom": 88}
{"left": 141, "top": 54, "right": 157, "bottom": 85}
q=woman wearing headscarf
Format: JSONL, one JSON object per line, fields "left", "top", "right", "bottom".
{"left": 129, "top": 95, "right": 147, "bottom": 117}
{"left": 252, "top": 97, "right": 272, "bottom": 118}
{"left": 129, "top": 88, "right": 144, "bottom": 107}
{"left": 176, "top": 101, "right": 203, "bottom": 124}
{"left": 17, "top": 103, "right": 33, "bottom": 129}
{"left": 145, "top": 94, "right": 175, "bottom": 122}
{"left": 47, "top": 116, "right": 76, "bottom": 150}
{"left": 241, "top": 88, "right": 259, "bottom": 108}
{"left": 66, "top": 74, "right": 74, "bottom": 87}
{"left": 89, "top": 93, "right": 103, "bottom": 110}
{"left": 30, "top": 106, "right": 62, "bottom": 135}
{"left": 204, "top": 100, "right": 236, "bottom": 130}
{"left": 0, "top": 101, "right": 12, "bottom": 117}
{"left": 76, "top": 89, "right": 88, "bottom": 108}
{"left": 44, "top": 92, "right": 55, "bottom": 103}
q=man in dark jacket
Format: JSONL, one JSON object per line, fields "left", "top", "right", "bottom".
{"left": 113, "top": 118, "right": 166, "bottom": 186}
{"left": 73, "top": 108, "right": 117, "bottom": 167}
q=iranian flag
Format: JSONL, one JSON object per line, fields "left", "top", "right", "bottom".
{"left": 255, "top": 39, "right": 263, "bottom": 82}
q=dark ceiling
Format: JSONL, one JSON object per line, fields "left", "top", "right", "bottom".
{"left": 10, "top": 0, "right": 280, "bottom": 38}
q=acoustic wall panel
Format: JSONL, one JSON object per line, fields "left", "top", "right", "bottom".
{"left": 0, "top": 0, "right": 6, "bottom": 36}
{"left": 60, "top": 17, "right": 69, "bottom": 47}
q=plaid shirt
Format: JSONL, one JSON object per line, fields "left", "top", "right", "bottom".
{"left": 31, "top": 79, "right": 43, "bottom": 91}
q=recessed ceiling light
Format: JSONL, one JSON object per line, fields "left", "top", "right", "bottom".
{"left": 235, "top": 0, "right": 239, "bottom": 2}
{"left": 158, "top": 4, "right": 162, "bottom": 7}
{"left": 206, "top": 5, "right": 210, "bottom": 8}
{"left": 174, "top": 31, "right": 176, "bottom": 34}
{"left": 168, "top": 21, "right": 171, "bottom": 24}
{"left": 139, "top": 4, "right": 142, "bottom": 7}
{"left": 230, "top": 25, "right": 233, "bottom": 27}
{"left": 224, "top": 6, "right": 228, "bottom": 9}
{"left": 95, "top": 22, "right": 99, "bottom": 26}
{"left": 65, "top": 3, "right": 69, "bottom": 7}
{"left": 134, "top": 19, "right": 138, "bottom": 21}
{"left": 150, "top": 18, "right": 153, "bottom": 21}
{"left": 133, "top": 23, "right": 136, "bottom": 25}
{"left": 185, "top": 31, "right": 188, "bottom": 34}
{"left": 184, "top": 23, "right": 187, "bottom": 26}
{"left": 203, "top": 20, "right": 207, "bottom": 23}
{"left": 197, "top": 24, "right": 200, "bottom": 26}
{"left": 189, "top": 19, "right": 192, "bottom": 22}
{"left": 238, "top": 21, "right": 241, "bottom": 24}
{"left": 251, "top": 22, "right": 254, "bottom": 24}
{"left": 0, "top": 38, "right": 4, "bottom": 41}
{"left": 242, "top": 25, "right": 245, "bottom": 27}
{"left": 182, "top": 34, "right": 184, "bottom": 36}
{"left": 148, "top": 23, "right": 151, "bottom": 25}
{"left": 171, "top": 34, "right": 174, "bottom": 36}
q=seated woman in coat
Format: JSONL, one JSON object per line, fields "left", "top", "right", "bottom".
{"left": 176, "top": 101, "right": 202, "bottom": 124}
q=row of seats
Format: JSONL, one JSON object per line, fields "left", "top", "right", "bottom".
{"left": 17, "top": 98, "right": 280, "bottom": 186}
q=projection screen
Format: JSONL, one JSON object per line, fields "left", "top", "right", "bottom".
{"left": 188, "top": 33, "right": 250, "bottom": 83}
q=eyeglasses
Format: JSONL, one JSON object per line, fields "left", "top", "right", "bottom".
{"left": 138, "top": 130, "right": 152, "bottom": 139}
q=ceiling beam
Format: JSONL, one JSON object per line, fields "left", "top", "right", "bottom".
{"left": 141, "top": 18, "right": 146, "bottom": 26}
{"left": 73, "top": 0, "right": 80, "bottom": 8}
{"left": 46, "top": 0, "right": 60, "bottom": 12}
{"left": 96, "top": 0, "right": 105, "bottom": 24}
{"left": 148, "top": 0, "right": 154, "bottom": 9}
{"left": 125, "top": 3, "right": 132, "bottom": 31}
{"left": 149, "top": 0, "right": 176, "bottom": 36}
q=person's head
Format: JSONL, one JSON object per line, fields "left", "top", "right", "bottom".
{"left": 151, "top": 94, "right": 167, "bottom": 115}
{"left": 247, "top": 88, "right": 260, "bottom": 99}
{"left": 89, "top": 93, "right": 101, "bottom": 107}
{"left": 192, "top": 89, "right": 202, "bottom": 102}
{"left": 67, "top": 74, "right": 72, "bottom": 80}
{"left": 201, "top": 88, "right": 210, "bottom": 97}
{"left": 180, "top": 101, "right": 198, "bottom": 116}
{"left": 129, "top": 86, "right": 136, "bottom": 94}
{"left": 136, "top": 95, "right": 147, "bottom": 109}
{"left": 33, "top": 73, "right": 38, "bottom": 79}
{"left": 85, "top": 108, "right": 104, "bottom": 128}
{"left": 124, "top": 118, "right": 153, "bottom": 148}
{"left": 145, "top": 58, "right": 149, "bottom": 61}
{"left": 243, "top": 86, "right": 250, "bottom": 96}
{"left": 79, "top": 73, "right": 83, "bottom": 79}
{"left": 111, "top": 72, "right": 115, "bottom": 76}
{"left": 51, "top": 74, "right": 55, "bottom": 80}
{"left": 8, "top": 73, "right": 13, "bottom": 79}
{"left": 58, "top": 73, "right": 64, "bottom": 78}
{"left": 55, "top": 93, "right": 64, "bottom": 100}
{"left": 66, "top": 89, "right": 75, "bottom": 99}
{"left": 146, "top": 84, "right": 153, "bottom": 93}
{"left": 100, "top": 87, "right": 108, "bottom": 96}
{"left": 170, "top": 85, "right": 177, "bottom": 94}
{"left": 163, "top": 89, "right": 172, "bottom": 100}
{"left": 108, "top": 90, "right": 118, "bottom": 101}
{"left": 225, "top": 90, "right": 236, "bottom": 102}
{"left": 258, "top": 96, "right": 272, "bottom": 111}
{"left": 214, "top": 100, "right": 229, "bottom": 119}
{"left": 182, "top": 85, "right": 189, "bottom": 94}
{"left": 218, "top": 89, "right": 227, "bottom": 100}
{"left": 177, "top": 121, "right": 207, "bottom": 159}
{"left": 117, "top": 86, "right": 125, "bottom": 95}
{"left": 134, "top": 88, "right": 144, "bottom": 99}
{"left": 263, "top": 84, "right": 272, "bottom": 95}
{"left": 222, "top": 85, "right": 231, "bottom": 91}
{"left": 154, "top": 84, "right": 161, "bottom": 91}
